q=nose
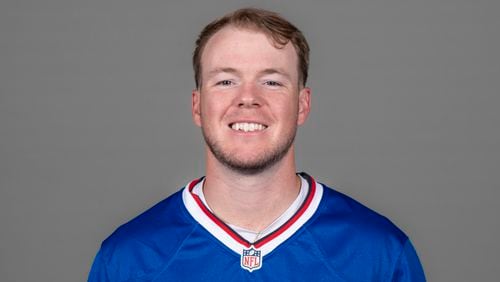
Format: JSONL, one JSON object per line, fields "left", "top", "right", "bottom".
{"left": 237, "top": 83, "right": 261, "bottom": 108}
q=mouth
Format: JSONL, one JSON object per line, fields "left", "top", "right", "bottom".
{"left": 229, "top": 122, "right": 268, "bottom": 132}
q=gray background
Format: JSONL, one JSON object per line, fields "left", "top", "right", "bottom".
{"left": 1, "top": 0, "right": 499, "bottom": 281}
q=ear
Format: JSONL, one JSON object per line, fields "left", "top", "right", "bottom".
{"left": 297, "top": 87, "right": 311, "bottom": 125}
{"left": 192, "top": 89, "right": 202, "bottom": 127}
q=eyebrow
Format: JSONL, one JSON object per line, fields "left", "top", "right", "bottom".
{"left": 206, "top": 67, "right": 240, "bottom": 79}
{"left": 206, "top": 67, "right": 292, "bottom": 81}
{"left": 258, "top": 68, "right": 292, "bottom": 81}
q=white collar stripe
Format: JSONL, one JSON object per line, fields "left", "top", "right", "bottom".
{"left": 189, "top": 183, "right": 251, "bottom": 248}
{"left": 253, "top": 175, "right": 315, "bottom": 248}
{"left": 183, "top": 179, "right": 246, "bottom": 253}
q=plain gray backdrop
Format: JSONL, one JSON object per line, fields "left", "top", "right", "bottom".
{"left": 1, "top": 1, "right": 499, "bottom": 281}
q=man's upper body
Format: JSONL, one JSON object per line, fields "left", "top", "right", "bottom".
{"left": 89, "top": 173, "right": 424, "bottom": 281}
{"left": 89, "top": 8, "right": 425, "bottom": 281}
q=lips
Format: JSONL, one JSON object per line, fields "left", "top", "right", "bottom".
{"left": 229, "top": 122, "right": 268, "bottom": 132}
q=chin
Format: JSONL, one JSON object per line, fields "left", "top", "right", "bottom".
{"left": 215, "top": 146, "right": 293, "bottom": 175}
{"left": 203, "top": 126, "right": 297, "bottom": 175}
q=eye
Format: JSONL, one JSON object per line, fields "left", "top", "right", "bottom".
{"left": 264, "top": 81, "right": 283, "bottom": 87}
{"left": 216, "top": 80, "right": 234, "bottom": 86}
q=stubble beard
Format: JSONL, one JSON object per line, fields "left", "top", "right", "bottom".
{"left": 201, "top": 126, "right": 297, "bottom": 175}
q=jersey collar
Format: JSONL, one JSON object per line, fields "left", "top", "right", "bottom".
{"left": 182, "top": 173, "right": 324, "bottom": 257}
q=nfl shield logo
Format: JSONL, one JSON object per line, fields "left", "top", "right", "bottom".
{"left": 241, "top": 247, "right": 262, "bottom": 272}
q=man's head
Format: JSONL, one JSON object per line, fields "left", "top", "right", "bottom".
{"left": 193, "top": 8, "right": 310, "bottom": 89}
{"left": 192, "top": 8, "right": 311, "bottom": 175}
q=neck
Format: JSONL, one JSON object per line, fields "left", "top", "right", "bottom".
{"left": 203, "top": 148, "right": 300, "bottom": 232}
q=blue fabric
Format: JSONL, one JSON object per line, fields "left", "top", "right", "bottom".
{"left": 89, "top": 181, "right": 425, "bottom": 281}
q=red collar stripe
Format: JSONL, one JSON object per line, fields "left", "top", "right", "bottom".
{"left": 253, "top": 176, "right": 316, "bottom": 248}
{"left": 188, "top": 178, "right": 251, "bottom": 248}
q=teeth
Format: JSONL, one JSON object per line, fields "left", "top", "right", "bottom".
{"left": 231, "top": 122, "right": 267, "bottom": 132}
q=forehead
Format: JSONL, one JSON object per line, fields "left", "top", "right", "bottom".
{"left": 200, "top": 26, "right": 299, "bottom": 78}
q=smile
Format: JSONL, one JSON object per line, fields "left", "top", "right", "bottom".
{"left": 230, "top": 122, "right": 268, "bottom": 132}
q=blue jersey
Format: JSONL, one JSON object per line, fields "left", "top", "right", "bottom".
{"left": 89, "top": 174, "right": 425, "bottom": 281}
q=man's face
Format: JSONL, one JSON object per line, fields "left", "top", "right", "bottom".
{"left": 192, "top": 26, "right": 311, "bottom": 174}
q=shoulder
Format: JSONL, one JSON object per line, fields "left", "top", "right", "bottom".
{"left": 91, "top": 188, "right": 197, "bottom": 281}
{"left": 314, "top": 184, "right": 408, "bottom": 243}
{"left": 305, "top": 183, "right": 422, "bottom": 280}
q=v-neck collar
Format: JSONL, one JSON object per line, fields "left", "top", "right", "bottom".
{"left": 182, "top": 172, "right": 324, "bottom": 257}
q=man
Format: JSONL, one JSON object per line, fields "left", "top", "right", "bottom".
{"left": 89, "top": 8, "right": 425, "bottom": 281}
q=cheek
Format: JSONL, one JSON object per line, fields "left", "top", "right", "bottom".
{"left": 200, "top": 96, "right": 227, "bottom": 123}
{"left": 270, "top": 102, "right": 299, "bottom": 131}
{"left": 279, "top": 99, "right": 300, "bottom": 117}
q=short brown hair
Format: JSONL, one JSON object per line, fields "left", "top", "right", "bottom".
{"left": 193, "top": 8, "right": 310, "bottom": 89}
